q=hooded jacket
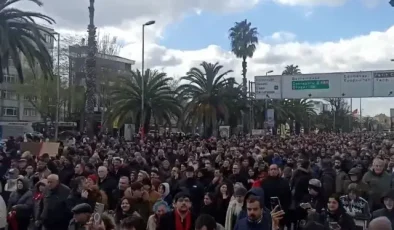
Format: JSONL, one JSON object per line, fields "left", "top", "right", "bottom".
{"left": 235, "top": 188, "right": 272, "bottom": 230}
{"left": 160, "top": 182, "right": 173, "bottom": 206}
{"left": 7, "top": 177, "right": 33, "bottom": 213}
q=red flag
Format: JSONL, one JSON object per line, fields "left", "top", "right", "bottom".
{"left": 139, "top": 126, "right": 145, "bottom": 139}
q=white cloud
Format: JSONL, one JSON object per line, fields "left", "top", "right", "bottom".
{"left": 264, "top": 31, "right": 297, "bottom": 43}
{"left": 272, "top": 0, "right": 346, "bottom": 6}
{"left": 304, "top": 10, "right": 313, "bottom": 18}
{"left": 30, "top": 0, "right": 394, "bottom": 117}
{"left": 19, "top": 0, "right": 261, "bottom": 30}
{"left": 118, "top": 25, "right": 394, "bottom": 117}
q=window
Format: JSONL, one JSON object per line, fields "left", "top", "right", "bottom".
{"left": 24, "top": 108, "right": 37, "bottom": 116}
{"left": 2, "top": 90, "right": 17, "bottom": 100}
{"left": 4, "top": 75, "right": 16, "bottom": 83}
{"left": 3, "top": 107, "right": 17, "bottom": 116}
{"left": 24, "top": 95, "right": 37, "bottom": 101}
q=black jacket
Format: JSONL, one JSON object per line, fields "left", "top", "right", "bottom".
{"left": 176, "top": 178, "right": 204, "bottom": 214}
{"left": 261, "top": 176, "right": 291, "bottom": 211}
{"left": 40, "top": 184, "right": 71, "bottom": 230}
{"left": 157, "top": 211, "right": 196, "bottom": 230}
{"left": 372, "top": 208, "right": 394, "bottom": 230}
{"left": 291, "top": 168, "right": 312, "bottom": 205}
{"left": 98, "top": 176, "right": 117, "bottom": 198}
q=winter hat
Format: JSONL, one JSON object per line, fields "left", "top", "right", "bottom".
{"left": 174, "top": 191, "right": 191, "bottom": 202}
{"left": 87, "top": 174, "right": 98, "bottom": 184}
{"left": 381, "top": 189, "right": 394, "bottom": 202}
{"left": 160, "top": 183, "right": 170, "bottom": 197}
{"left": 308, "top": 178, "right": 322, "bottom": 191}
{"left": 234, "top": 186, "right": 247, "bottom": 197}
{"left": 348, "top": 167, "right": 361, "bottom": 175}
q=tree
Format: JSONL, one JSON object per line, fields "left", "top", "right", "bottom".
{"left": 314, "top": 98, "right": 354, "bottom": 132}
{"left": 282, "top": 64, "right": 301, "bottom": 75}
{"left": 96, "top": 33, "right": 123, "bottom": 132}
{"left": 14, "top": 68, "right": 70, "bottom": 128}
{"left": 281, "top": 64, "right": 316, "bottom": 134}
{"left": 85, "top": 0, "right": 98, "bottom": 137}
{"left": 178, "top": 61, "right": 233, "bottom": 137}
{"left": 108, "top": 69, "right": 182, "bottom": 133}
{"left": 229, "top": 19, "right": 258, "bottom": 93}
{"left": 0, "top": 0, "right": 55, "bottom": 83}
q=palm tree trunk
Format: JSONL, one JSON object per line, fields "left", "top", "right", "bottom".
{"left": 242, "top": 56, "right": 248, "bottom": 134}
{"left": 242, "top": 57, "right": 247, "bottom": 93}
{"left": 85, "top": 0, "right": 97, "bottom": 138}
{"left": 144, "top": 107, "right": 151, "bottom": 133}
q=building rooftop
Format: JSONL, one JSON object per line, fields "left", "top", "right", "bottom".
{"left": 69, "top": 44, "right": 135, "bottom": 65}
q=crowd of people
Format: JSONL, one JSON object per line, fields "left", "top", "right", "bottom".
{"left": 1, "top": 132, "right": 394, "bottom": 230}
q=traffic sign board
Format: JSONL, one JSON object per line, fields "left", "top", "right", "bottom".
{"left": 292, "top": 80, "right": 329, "bottom": 90}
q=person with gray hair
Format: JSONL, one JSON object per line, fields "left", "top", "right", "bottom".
{"left": 369, "top": 217, "right": 392, "bottom": 230}
{"left": 38, "top": 174, "right": 71, "bottom": 230}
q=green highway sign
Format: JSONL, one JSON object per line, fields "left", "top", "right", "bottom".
{"left": 292, "top": 80, "right": 329, "bottom": 90}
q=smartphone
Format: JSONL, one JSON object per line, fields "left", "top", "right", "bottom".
{"left": 270, "top": 197, "right": 282, "bottom": 211}
{"left": 329, "top": 222, "right": 340, "bottom": 230}
{"left": 93, "top": 202, "right": 105, "bottom": 226}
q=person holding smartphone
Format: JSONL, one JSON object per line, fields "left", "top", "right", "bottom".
{"left": 309, "top": 194, "right": 356, "bottom": 230}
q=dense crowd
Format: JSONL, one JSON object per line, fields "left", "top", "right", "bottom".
{"left": 1, "top": 132, "right": 394, "bottom": 230}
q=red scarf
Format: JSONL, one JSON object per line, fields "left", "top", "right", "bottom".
{"left": 174, "top": 210, "right": 191, "bottom": 230}
{"left": 33, "top": 192, "right": 43, "bottom": 201}
{"left": 7, "top": 211, "right": 18, "bottom": 230}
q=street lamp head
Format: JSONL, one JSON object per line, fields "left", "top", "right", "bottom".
{"left": 144, "top": 20, "right": 155, "bottom": 26}
{"left": 267, "top": 70, "right": 273, "bottom": 74}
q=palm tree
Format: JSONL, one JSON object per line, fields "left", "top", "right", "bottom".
{"left": 229, "top": 19, "right": 258, "bottom": 93}
{"left": 85, "top": 0, "right": 98, "bottom": 137}
{"left": 0, "top": 0, "right": 55, "bottom": 83}
{"left": 282, "top": 64, "right": 301, "bottom": 75}
{"left": 108, "top": 69, "right": 182, "bottom": 133}
{"left": 287, "top": 99, "right": 316, "bottom": 134}
{"left": 178, "top": 62, "right": 233, "bottom": 137}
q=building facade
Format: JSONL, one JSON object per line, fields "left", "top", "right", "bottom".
{"left": 0, "top": 25, "right": 55, "bottom": 123}
{"left": 68, "top": 42, "right": 135, "bottom": 130}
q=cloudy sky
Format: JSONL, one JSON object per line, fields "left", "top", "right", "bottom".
{"left": 19, "top": 0, "right": 394, "bottom": 116}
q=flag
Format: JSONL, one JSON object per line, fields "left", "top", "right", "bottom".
{"left": 139, "top": 126, "right": 145, "bottom": 139}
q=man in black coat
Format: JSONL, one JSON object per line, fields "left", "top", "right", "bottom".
{"left": 262, "top": 164, "right": 292, "bottom": 228}
{"left": 157, "top": 192, "right": 196, "bottom": 230}
{"left": 39, "top": 174, "right": 71, "bottom": 230}
{"left": 175, "top": 166, "right": 204, "bottom": 214}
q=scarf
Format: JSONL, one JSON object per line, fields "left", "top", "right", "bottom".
{"left": 225, "top": 199, "right": 243, "bottom": 230}
{"left": 33, "top": 192, "right": 44, "bottom": 201}
{"left": 7, "top": 211, "right": 18, "bottom": 230}
{"left": 174, "top": 210, "right": 191, "bottom": 230}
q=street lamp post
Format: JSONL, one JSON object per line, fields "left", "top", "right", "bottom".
{"left": 141, "top": 20, "right": 155, "bottom": 132}
{"left": 265, "top": 70, "right": 273, "bottom": 110}
{"left": 53, "top": 32, "right": 60, "bottom": 141}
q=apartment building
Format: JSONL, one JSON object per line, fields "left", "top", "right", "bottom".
{"left": 68, "top": 42, "right": 135, "bottom": 128}
{"left": 0, "top": 25, "right": 55, "bottom": 123}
